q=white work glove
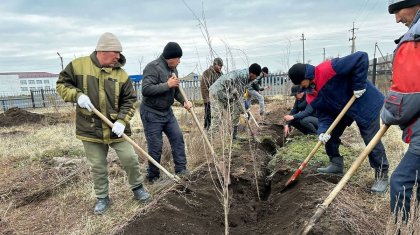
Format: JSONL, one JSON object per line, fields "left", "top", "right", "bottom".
{"left": 243, "top": 112, "right": 249, "bottom": 119}
{"left": 77, "top": 94, "right": 93, "bottom": 112}
{"left": 353, "top": 89, "right": 366, "bottom": 98}
{"left": 318, "top": 133, "right": 331, "bottom": 144}
{"left": 112, "top": 122, "right": 125, "bottom": 137}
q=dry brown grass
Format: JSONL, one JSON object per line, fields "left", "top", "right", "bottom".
{"left": 0, "top": 104, "right": 211, "bottom": 235}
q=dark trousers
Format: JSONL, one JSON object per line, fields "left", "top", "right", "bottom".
{"left": 390, "top": 150, "right": 420, "bottom": 220}
{"left": 140, "top": 107, "right": 187, "bottom": 179}
{"left": 290, "top": 116, "right": 318, "bottom": 135}
{"left": 326, "top": 115, "right": 389, "bottom": 171}
{"left": 204, "top": 102, "right": 211, "bottom": 130}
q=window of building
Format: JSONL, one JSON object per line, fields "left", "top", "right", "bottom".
{"left": 29, "top": 80, "right": 35, "bottom": 84}
{"left": 29, "top": 87, "right": 36, "bottom": 91}
{"left": 44, "top": 80, "right": 49, "bottom": 84}
{"left": 20, "top": 80, "right": 27, "bottom": 85}
{"left": 36, "top": 80, "right": 43, "bottom": 84}
{"left": 37, "top": 87, "right": 43, "bottom": 90}
{"left": 21, "top": 87, "right": 28, "bottom": 91}
{"left": 45, "top": 86, "right": 50, "bottom": 89}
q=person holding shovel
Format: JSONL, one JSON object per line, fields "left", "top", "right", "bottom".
{"left": 140, "top": 42, "right": 193, "bottom": 183}
{"left": 208, "top": 63, "right": 261, "bottom": 140}
{"left": 200, "top": 57, "right": 223, "bottom": 130}
{"left": 383, "top": 0, "right": 420, "bottom": 220}
{"left": 288, "top": 51, "right": 389, "bottom": 194}
{"left": 56, "top": 32, "right": 151, "bottom": 215}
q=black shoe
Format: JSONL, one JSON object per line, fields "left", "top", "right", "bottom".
{"left": 133, "top": 185, "right": 151, "bottom": 202}
{"left": 94, "top": 196, "right": 110, "bottom": 215}
{"left": 146, "top": 173, "right": 160, "bottom": 184}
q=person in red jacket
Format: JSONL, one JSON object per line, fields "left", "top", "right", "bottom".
{"left": 383, "top": 0, "right": 420, "bottom": 220}
{"left": 288, "top": 51, "right": 389, "bottom": 194}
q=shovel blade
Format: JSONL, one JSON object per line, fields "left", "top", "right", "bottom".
{"left": 280, "top": 168, "right": 302, "bottom": 192}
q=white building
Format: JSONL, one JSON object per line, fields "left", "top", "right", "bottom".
{"left": 0, "top": 72, "right": 58, "bottom": 94}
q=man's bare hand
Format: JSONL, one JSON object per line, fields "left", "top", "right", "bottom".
{"left": 167, "top": 75, "right": 180, "bottom": 88}
{"left": 284, "top": 114, "right": 294, "bottom": 121}
{"left": 184, "top": 100, "right": 193, "bottom": 111}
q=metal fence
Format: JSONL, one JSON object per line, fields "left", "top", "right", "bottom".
{"left": 0, "top": 74, "right": 292, "bottom": 112}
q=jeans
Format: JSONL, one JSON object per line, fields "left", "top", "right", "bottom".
{"left": 390, "top": 150, "right": 420, "bottom": 220}
{"left": 140, "top": 106, "right": 187, "bottom": 179}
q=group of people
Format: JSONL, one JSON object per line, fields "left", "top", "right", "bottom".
{"left": 56, "top": 0, "right": 419, "bottom": 224}
{"left": 286, "top": 0, "right": 420, "bottom": 221}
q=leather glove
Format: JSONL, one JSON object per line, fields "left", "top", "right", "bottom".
{"left": 77, "top": 94, "right": 93, "bottom": 112}
{"left": 353, "top": 89, "right": 366, "bottom": 98}
{"left": 318, "top": 133, "right": 331, "bottom": 144}
{"left": 112, "top": 122, "right": 125, "bottom": 137}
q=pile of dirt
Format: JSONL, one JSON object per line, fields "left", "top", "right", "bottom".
{"left": 0, "top": 107, "right": 73, "bottom": 127}
{"left": 113, "top": 116, "right": 387, "bottom": 234}
{"left": 0, "top": 107, "right": 45, "bottom": 126}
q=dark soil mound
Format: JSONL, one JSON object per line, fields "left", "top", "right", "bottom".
{"left": 0, "top": 107, "right": 45, "bottom": 126}
{"left": 114, "top": 122, "right": 381, "bottom": 235}
{"left": 0, "top": 107, "right": 72, "bottom": 127}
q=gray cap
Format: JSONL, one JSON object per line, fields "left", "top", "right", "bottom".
{"left": 290, "top": 85, "right": 302, "bottom": 96}
{"left": 213, "top": 57, "right": 223, "bottom": 66}
{"left": 95, "top": 32, "right": 122, "bottom": 52}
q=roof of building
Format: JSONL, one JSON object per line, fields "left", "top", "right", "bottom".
{"left": 0, "top": 72, "right": 58, "bottom": 78}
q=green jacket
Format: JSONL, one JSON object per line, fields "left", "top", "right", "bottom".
{"left": 56, "top": 52, "right": 137, "bottom": 144}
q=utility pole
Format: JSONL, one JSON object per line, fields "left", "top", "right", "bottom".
{"left": 57, "top": 52, "right": 63, "bottom": 70}
{"left": 323, "top": 48, "right": 326, "bottom": 61}
{"left": 301, "top": 33, "right": 306, "bottom": 63}
{"left": 138, "top": 56, "right": 144, "bottom": 75}
{"left": 349, "top": 22, "right": 358, "bottom": 53}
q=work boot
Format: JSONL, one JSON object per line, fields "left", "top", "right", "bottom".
{"left": 317, "top": 164, "right": 343, "bottom": 175}
{"left": 176, "top": 169, "right": 190, "bottom": 178}
{"left": 371, "top": 170, "right": 388, "bottom": 194}
{"left": 133, "top": 185, "right": 151, "bottom": 202}
{"left": 94, "top": 196, "right": 110, "bottom": 215}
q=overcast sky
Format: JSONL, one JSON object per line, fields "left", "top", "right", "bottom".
{"left": 0, "top": 0, "right": 406, "bottom": 77}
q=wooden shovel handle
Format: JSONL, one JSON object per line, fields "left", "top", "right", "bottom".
{"left": 91, "top": 106, "right": 181, "bottom": 183}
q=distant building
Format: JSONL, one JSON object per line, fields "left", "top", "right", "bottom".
{"left": 0, "top": 72, "right": 58, "bottom": 94}
{"left": 180, "top": 72, "right": 200, "bottom": 81}
{"left": 129, "top": 74, "right": 143, "bottom": 82}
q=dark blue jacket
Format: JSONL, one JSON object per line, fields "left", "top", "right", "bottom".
{"left": 305, "top": 51, "right": 384, "bottom": 134}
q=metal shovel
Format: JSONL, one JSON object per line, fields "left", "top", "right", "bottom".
{"left": 281, "top": 95, "right": 357, "bottom": 192}
{"left": 301, "top": 124, "right": 389, "bottom": 234}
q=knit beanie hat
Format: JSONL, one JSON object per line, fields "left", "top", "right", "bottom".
{"left": 249, "top": 63, "right": 262, "bottom": 76}
{"left": 262, "top": 67, "right": 269, "bottom": 74}
{"left": 95, "top": 32, "right": 123, "bottom": 52}
{"left": 162, "top": 42, "right": 183, "bottom": 59}
{"left": 388, "top": 0, "right": 420, "bottom": 13}
{"left": 288, "top": 63, "right": 307, "bottom": 85}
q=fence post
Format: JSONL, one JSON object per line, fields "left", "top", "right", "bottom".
{"left": 41, "top": 89, "right": 46, "bottom": 107}
{"left": 372, "top": 58, "right": 377, "bottom": 86}
{"left": 30, "top": 90, "right": 35, "bottom": 109}
{"left": 1, "top": 100, "right": 6, "bottom": 111}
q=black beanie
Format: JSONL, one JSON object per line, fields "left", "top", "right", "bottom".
{"left": 288, "top": 63, "right": 307, "bottom": 85}
{"left": 262, "top": 67, "right": 269, "bottom": 74}
{"left": 162, "top": 42, "right": 183, "bottom": 59}
{"left": 389, "top": 0, "right": 420, "bottom": 14}
{"left": 249, "top": 63, "right": 262, "bottom": 76}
